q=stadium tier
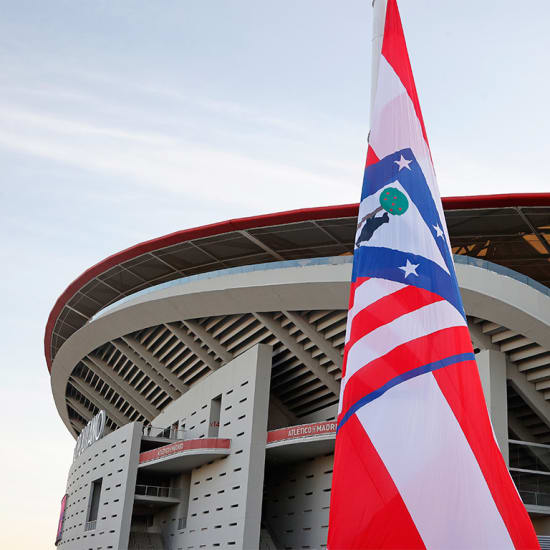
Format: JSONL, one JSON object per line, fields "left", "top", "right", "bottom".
{"left": 49, "top": 194, "right": 550, "bottom": 549}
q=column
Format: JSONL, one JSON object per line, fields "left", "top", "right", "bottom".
{"left": 477, "top": 349, "right": 509, "bottom": 465}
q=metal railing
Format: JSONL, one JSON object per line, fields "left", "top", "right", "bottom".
{"left": 518, "top": 490, "right": 550, "bottom": 508}
{"left": 142, "top": 425, "right": 188, "bottom": 440}
{"left": 128, "top": 532, "right": 164, "bottom": 550}
{"left": 84, "top": 520, "right": 96, "bottom": 531}
{"left": 135, "top": 484, "right": 181, "bottom": 499}
{"left": 509, "top": 440, "right": 550, "bottom": 473}
{"left": 509, "top": 440, "right": 550, "bottom": 508}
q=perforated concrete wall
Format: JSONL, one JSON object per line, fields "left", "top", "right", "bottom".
{"left": 147, "top": 343, "right": 272, "bottom": 550}
{"left": 263, "top": 454, "right": 334, "bottom": 550}
{"left": 57, "top": 422, "right": 142, "bottom": 550}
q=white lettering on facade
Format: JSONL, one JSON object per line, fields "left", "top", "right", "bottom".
{"left": 158, "top": 442, "right": 184, "bottom": 457}
{"left": 284, "top": 422, "right": 336, "bottom": 439}
{"left": 73, "top": 410, "right": 106, "bottom": 460}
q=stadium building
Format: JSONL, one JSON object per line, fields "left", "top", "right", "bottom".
{"left": 48, "top": 194, "right": 550, "bottom": 550}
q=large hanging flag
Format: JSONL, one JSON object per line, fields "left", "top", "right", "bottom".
{"left": 327, "top": 1, "right": 539, "bottom": 548}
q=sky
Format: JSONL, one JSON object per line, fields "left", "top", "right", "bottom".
{"left": 1, "top": 1, "right": 549, "bottom": 548}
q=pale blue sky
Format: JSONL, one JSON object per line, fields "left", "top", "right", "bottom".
{"left": 1, "top": 1, "right": 549, "bottom": 548}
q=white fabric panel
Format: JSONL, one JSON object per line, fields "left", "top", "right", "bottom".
{"left": 356, "top": 374, "right": 514, "bottom": 549}
{"left": 342, "top": 299, "right": 466, "bottom": 391}
{"left": 345, "top": 278, "right": 406, "bottom": 344}
{"left": 369, "top": 57, "right": 449, "bottom": 244}
{"left": 340, "top": 277, "right": 406, "bottom": 414}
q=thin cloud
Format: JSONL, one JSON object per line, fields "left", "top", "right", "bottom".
{"left": 0, "top": 108, "right": 356, "bottom": 210}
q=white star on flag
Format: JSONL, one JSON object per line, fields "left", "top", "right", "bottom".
{"left": 399, "top": 259, "right": 419, "bottom": 278}
{"left": 433, "top": 224, "right": 444, "bottom": 238}
{"left": 394, "top": 154, "right": 412, "bottom": 171}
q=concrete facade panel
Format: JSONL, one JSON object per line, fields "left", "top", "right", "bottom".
{"left": 57, "top": 422, "right": 142, "bottom": 550}
{"left": 137, "top": 344, "right": 272, "bottom": 550}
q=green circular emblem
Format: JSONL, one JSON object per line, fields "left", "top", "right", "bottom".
{"left": 379, "top": 187, "right": 409, "bottom": 216}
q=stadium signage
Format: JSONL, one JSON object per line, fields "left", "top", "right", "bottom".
{"left": 266, "top": 421, "right": 337, "bottom": 444}
{"left": 55, "top": 494, "right": 68, "bottom": 545}
{"left": 139, "top": 438, "right": 231, "bottom": 464}
{"left": 73, "top": 410, "right": 106, "bottom": 460}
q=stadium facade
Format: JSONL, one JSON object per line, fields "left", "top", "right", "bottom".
{"left": 47, "top": 194, "right": 550, "bottom": 549}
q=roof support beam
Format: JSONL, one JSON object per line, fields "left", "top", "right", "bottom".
{"left": 525, "top": 363, "right": 550, "bottom": 381}
{"left": 69, "top": 417, "right": 86, "bottom": 439}
{"left": 68, "top": 377, "right": 127, "bottom": 427}
{"left": 114, "top": 338, "right": 182, "bottom": 400}
{"left": 516, "top": 207, "right": 550, "bottom": 255}
{"left": 500, "top": 336, "right": 534, "bottom": 353}
{"left": 253, "top": 312, "right": 340, "bottom": 398}
{"left": 66, "top": 396, "right": 113, "bottom": 436}
{"left": 481, "top": 321, "right": 501, "bottom": 334}
{"left": 83, "top": 356, "right": 158, "bottom": 421}
{"left": 507, "top": 361, "right": 550, "bottom": 432}
{"left": 65, "top": 304, "right": 90, "bottom": 321}
{"left": 509, "top": 414, "right": 550, "bottom": 471}
{"left": 311, "top": 220, "right": 342, "bottom": 244}
{"left": 238, "top": 230, "right": 286, "bottom": 261}
{"left": 182, "top": 320, "right": 233, "bottom": 363}
{"left": 66, "top": 396, "right": 93, "bottom": 424}
{"left": 168, "top": 322, "right": 298, "bottom": 421}
{"left": 148, "top": 251, "right": 187, "bottom": 277}
{"left": 510, "top": 346, "right": 548, "bottom": 363}
{"left": 467, "top": 321, "right": 498, "bottom": 352}
{"left": 269, "top": 393, "right": 299, "bottom": 425}
{"left": 122, "top": 336, "right": 184, "bottom": 391}
{"left": 283, "top": 310, "right": 343, "bottom": 371}
{"left": 297, "top": 394, "right": 339, "bottom": 417}
{"left": 165, "top": 323, "right": 221, "bottom": 372}
{"left": 491, "top": 329, "right": 519, "bottom": 344}
{"left": 286, "top": 386, "right": 329, "bottom": 408}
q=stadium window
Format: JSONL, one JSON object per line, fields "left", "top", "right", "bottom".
{"left": 86, "top": 478, "right": 103, "bottom": 525}
{"left": 171, "top": 421, "right": 179, "bottom": 439}
{"left": 209, "top": 395, "right": 222, "bottom": 437}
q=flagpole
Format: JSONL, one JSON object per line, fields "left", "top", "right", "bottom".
{"left": 370, "top": 0, "right": 388, "bottom": 127}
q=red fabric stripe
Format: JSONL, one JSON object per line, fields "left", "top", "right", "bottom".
{"left": 366, "top": 145, "right": 380, "bottom": 167}
{"left": 328, "top": 414, "right": 425, "bottom": 549}
{"left": 344, "top": 285, "right": 444, "bottom": 358}
{"left": 381, "top": 0, "right": 429, "bottom": 148}
{"left": 434, "top": 361, "right": 540, "bottom": 549}
{"left": 342, "top": 284, "right": 442, "bottom": 379}
{"left": 340, "top": 325, "right": 472, "bottom": 424}
{"left": 342, "top": 285, "right": 445, "bottom": 379}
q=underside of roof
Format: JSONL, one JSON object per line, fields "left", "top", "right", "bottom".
{"left": 46, "top": 196, "right": 550, "bottom": 372}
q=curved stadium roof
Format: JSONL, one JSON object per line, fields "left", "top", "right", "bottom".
{"left": 45, "top": 193, "right": 550, "bottom": 373}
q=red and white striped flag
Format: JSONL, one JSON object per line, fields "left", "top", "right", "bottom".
{"left": 327, "top": 1, "right": 539, "bottom": 548}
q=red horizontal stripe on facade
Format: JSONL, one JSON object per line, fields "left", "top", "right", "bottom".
{"left": 266, "top": 421, "right": 336, "bottom": 444}
{"left": 139, "top": 438, "right": 231, "bottom": 464}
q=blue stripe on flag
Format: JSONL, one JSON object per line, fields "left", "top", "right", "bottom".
{"left": 337, "top": 351, "right": 476, "bottom": 432}
{"left": 351, "top": 245, "right": 466, "bottom": 318}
